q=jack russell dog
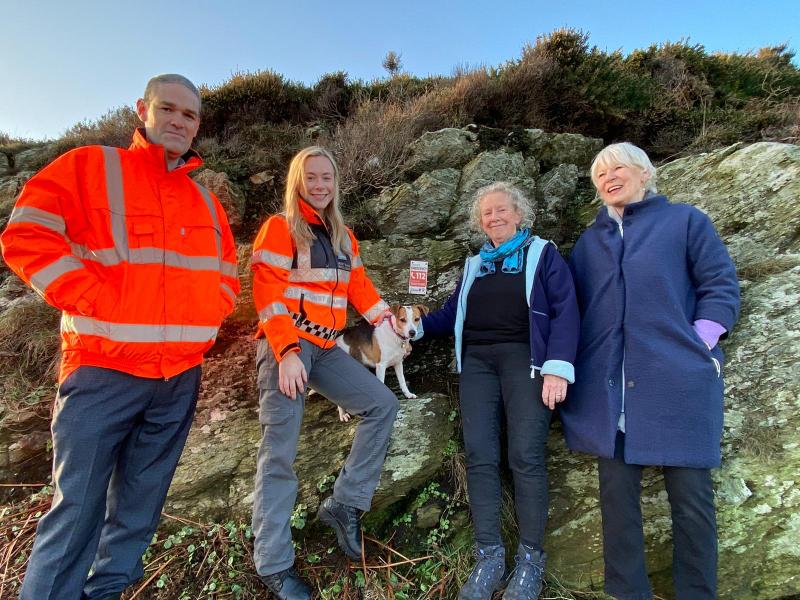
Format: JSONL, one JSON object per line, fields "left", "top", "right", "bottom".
{"left": 335, "top": 304, "right": 428, "bottom": 422}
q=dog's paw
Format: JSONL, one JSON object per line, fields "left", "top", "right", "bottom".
{"left": 403, "top": 391, "right": 417, "bottom": 399}
{"left": 337, "top": 406, "right": 351, "bottom": 422}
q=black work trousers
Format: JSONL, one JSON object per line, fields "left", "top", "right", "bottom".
{"left": 598, "top": 432, "right": 717, "bottom": 600}
{"left": 459, "top": 342, "right": 552, "bottom": 549}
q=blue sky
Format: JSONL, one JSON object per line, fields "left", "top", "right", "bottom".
{"left": 2, "top": 0, "right": 798, "bottom": 140}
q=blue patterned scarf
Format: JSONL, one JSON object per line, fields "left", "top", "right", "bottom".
{"left": 477, "top": 228, "right": 532, "bottom": 277}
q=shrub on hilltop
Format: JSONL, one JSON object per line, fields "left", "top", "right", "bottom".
{"left": 18, "top": 29, "right": 799, "bottom": 231}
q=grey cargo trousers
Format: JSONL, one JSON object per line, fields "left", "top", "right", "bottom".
{"left": 252, "top": 338, "right": 398, "bottom": 576}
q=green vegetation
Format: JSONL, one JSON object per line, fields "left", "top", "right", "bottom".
{"left": 21, "top": 29, "right": 796, "bottom": 237}
{"left": 1, "top": 481, "right": 599, "bottom": 599}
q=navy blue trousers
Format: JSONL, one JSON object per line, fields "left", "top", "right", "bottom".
{"left": 20, "top": 365, "right": 200, "bottom": 600}
{"left": 598, "top": 433, "right": 717, "bottom": 600}
{"left": 459, "top": 342, "right": 552, "bottom": 549}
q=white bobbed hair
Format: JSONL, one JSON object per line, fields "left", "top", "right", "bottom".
{"left": 590, "top": 142, "right": 657, "bottom": 193}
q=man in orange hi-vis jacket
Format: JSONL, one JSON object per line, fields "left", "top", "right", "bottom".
{"left": 0, "top": 74, "right": 240, "bottom": 600}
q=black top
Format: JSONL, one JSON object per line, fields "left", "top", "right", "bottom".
{"left": 462, "top": 257, "right": 529, "bottom": 346}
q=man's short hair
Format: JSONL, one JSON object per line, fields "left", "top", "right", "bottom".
{"left": 143, "top": 74, "right": 201, "bottom": 107}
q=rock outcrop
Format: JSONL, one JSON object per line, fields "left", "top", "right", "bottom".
{"left": 0, "top": 143, "right": 59, "bottom": 225}
{"left": 2, "top": 129, "right": 798, "bottom": 599}
{"left": 403, "top": 127, "right": 479, "bottom": 177}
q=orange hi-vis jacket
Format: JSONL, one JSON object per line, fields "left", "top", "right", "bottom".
{"left": 251, "top": 199, "right": 387, "bottom": 360}
{"left": 0, "top": 129, "right": 240, "bottom": 382}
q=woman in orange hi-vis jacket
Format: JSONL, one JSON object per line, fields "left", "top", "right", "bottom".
{"left": 250, "top": 146, "right": 398, "bottom": 599}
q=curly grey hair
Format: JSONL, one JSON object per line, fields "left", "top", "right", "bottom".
{"left": 469, "top": 182, "right": 533, "bottom": 232}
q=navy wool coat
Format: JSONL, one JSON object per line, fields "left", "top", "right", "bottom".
{"left": 561, "top": 195, "right": 739, "bottom": 468}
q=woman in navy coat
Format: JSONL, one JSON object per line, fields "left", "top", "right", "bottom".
{"left": 562, "top": 142, "right": 739, "bottom": 599}
{"left": 418, "top": 182, "right": 579, "bottom": 600}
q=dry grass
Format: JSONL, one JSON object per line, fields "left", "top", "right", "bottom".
{"left": 0, "top": 297, "right": 60, "bottom": 386}
{"left": 0, "top": 489, "right": 474, "bottom": 599}
{"left": 0, "top": 486, "right": 50, "bottom": 596}
{"left": 320, "top": 97, "right": 424, "bottom": 201}
{"left": 56, "top": 106, "right": 140, "bottom": 152}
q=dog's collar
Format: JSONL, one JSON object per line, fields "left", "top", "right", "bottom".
{"left": 385, "top": 315, "right": 409, "bottom": 342}
{"left": 391, "top": 327, "right": 409, "bottom": 342}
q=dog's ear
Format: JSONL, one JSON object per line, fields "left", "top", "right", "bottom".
{"left": 415, "top": 304, "right": 430, "bottom": 316}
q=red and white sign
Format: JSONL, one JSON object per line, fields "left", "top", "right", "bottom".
{"left": 408, "top": 260, "right": 428, "bottom": 295}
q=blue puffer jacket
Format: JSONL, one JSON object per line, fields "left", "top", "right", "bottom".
{"left": 562, "top": 195, "right": 740, "bottom": 468}
{"left": 419, "top": 237, "right": 579, "bottom": 382}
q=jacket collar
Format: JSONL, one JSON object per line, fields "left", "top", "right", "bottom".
{"left": 595, "top": 194, "right": 669, "bottom": 226}
{"left": 128, "top": 128, "right": 203, "bottom": 174}
{"left": 298, "top": 197, "right": 325, "bottom": 226}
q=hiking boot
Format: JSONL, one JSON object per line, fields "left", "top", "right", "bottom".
{"left": 458, "top": 544, "right": 506, "bottom": 600}
{"left": 259, "top": 567, "right": 312, "bottom": 600}
{"left": 504, "top": 543, "right": 547, "bottom": 600}
{"left": 317, "top": 496, "right": 364, "bottom": 560}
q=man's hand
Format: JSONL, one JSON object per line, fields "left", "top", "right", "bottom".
{"left": 279, "top": 352, "right": 307, "bottom": 400}
{"left": 542, "top": 374, "right": 568, "bottom": 410}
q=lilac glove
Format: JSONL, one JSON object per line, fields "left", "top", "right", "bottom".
{"left": 693, "top": 319, "right": 726, "bottom": 350}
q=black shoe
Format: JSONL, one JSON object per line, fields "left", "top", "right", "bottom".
{"left": 81, "top": 594, "right": 122, "bottom": 600}
{"left": 260, "top": 567, "right": 312, "bottom": 600}
{"left": 317, "top": 496, "right": 364, "bottom": 560}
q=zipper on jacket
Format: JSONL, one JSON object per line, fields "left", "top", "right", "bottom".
{"left": 319, "top": 223, "right": 337, "bottom": 331}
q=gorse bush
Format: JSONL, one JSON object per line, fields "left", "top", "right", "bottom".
{"left": 199, "top": 70, "right": 314, "bottom": 137}
{"left": 198, "top": 34, "right": 798, "bottom": 225}
{"left": 21, "top": 29, "right": 799, "bottom": 229}
{"left": 57, "top": 106, "right": 140, "bottom": 152}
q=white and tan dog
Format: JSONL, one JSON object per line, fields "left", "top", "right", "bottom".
{"left": 335, "top": 304, "right": 428, "bottom": 421}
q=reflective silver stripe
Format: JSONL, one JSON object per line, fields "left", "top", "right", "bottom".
{"left": 221, "top": 261, "right": 238, "bottom": 278}
{"left": 101, "top": 147, "right": 128, "bottom": 263}
{"left": 363, "top": 300, "right": 389, "bottom": 323}
{"left": 70, "top": 243, "right": 121, "bottom": 266}
{"left": 289, "top": 268, "right": 350, "bottom": 284}
{"left": 252, "top": 249, "right": 292, "bottom": 270}
{"left": 160, "top": 250, "right": 220, "bottom": 271}
{"left": 351, "top": 255, "right": 363, "bottom": 268}
{"left": 342, "top": 234, "right": 353, "bottom": 255}
{"left": 62, "top": 314, "right": 218, "bottom": 343}
{"left": 221, "top": 282, "right": 236, "bottom": 303}
{"left": 129, "top": 247, "right": 163, "bottom": 265}
{"left": 30, "top": 256, "right": 85, "bottom": 296}
{"left": 296, "top": 244, "right": 311, "bottom": 270}
{"left": 72, "top": 241, "right": 227, "bottom": 273}
{"left": 8, "top": 206, "right": 66, "bottom": 234}
{"left": 192, "top": 182, "right": 222, "bottom": 261}
{"left": 258, "top": 301, "right": 289, "bottom": 322}
{"left": 73, "top": 243, "right": 222, "bottom": 272}
{"left": 284, "top": 286, "right": 347, "bottom": 309}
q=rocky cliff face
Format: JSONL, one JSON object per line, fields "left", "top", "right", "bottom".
{"left": 1, "top": 130, "right": 798, "bottom": 599}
